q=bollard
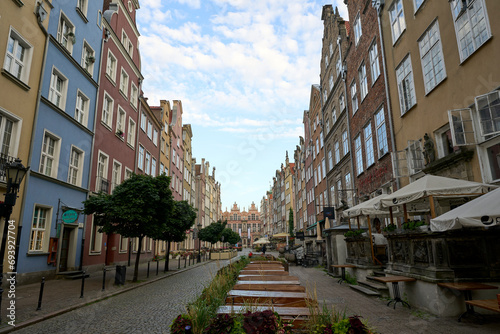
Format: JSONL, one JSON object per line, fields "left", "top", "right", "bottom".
{"left": 102, "top": 268, "right": 106, "bottom": 291}
{"left": 184, "top": 256, "right": 187, "bottom": 268}
{"left": 178, "top": 256, "right": 180, "bottom": 269}
{"left": 156, "top": 260, "right": 159, "bottom": 276}
{"left": 80, "top": 271, "right": 86, "bottom": 298}
{"left": 147, "top": 261, "right": 150, "bottom": 278}
{"left": 36, "top": 277, "right": 45, "bottom": 311}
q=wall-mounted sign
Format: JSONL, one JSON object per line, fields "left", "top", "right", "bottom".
{"left": 62, "top": 210, "right": 78, "bottom": 224}
{"left": 323, "top": 207, "right": 335, "bottom": 220}
{"left": 295, "top": 232, "right": 305, "bottom": 240}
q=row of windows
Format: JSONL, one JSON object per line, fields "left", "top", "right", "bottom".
{"left": 106, "top": 49, "right": 139, "bottom": 109}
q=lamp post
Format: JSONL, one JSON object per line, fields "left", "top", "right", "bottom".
{"left": 197, "top": 222, "right": 202, "bottom": 263}
{"left": 0, "top": 158, "right": 29, "bottom": 322}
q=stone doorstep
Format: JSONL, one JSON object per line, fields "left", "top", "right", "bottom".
{"left": 56, "top": 271, "right": 90, "bottom": 280}
{"left": 358, "top": 280, "right": 390, "bottom": 297}
{"left": 348, "top": 284, "right": 381, "bottom": 297}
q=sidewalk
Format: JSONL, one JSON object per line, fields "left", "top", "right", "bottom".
{"left": 0, "top": 254, "right": 214, "bottom": 333}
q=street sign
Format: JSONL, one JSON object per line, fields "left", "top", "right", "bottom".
{"left": 62, "top": 209, "right": 78, "bottom": 223}
{"left": 295, "top": 232, "right": 305, "bottom": 240}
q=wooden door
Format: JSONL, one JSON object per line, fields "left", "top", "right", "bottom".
{"left": 59, "top": 228, "right": 71, "bottom": 272}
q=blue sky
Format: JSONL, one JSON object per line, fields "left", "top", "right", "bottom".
{"left": 137, "top": 0, "right": 348, "bottom": 212}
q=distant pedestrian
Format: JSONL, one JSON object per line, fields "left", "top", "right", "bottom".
{"left": 262, "top": 244, "right": 266, "bottom": 255}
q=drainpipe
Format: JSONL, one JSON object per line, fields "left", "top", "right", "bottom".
{"left": 376, "top": 4, "right": 400, "bottom": 191}
{"left": 14, "top": 3, "right": 50, "bottom": 273}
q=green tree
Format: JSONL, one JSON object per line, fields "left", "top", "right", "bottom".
{"left": 289, "top": 207, "right": 294, "bottom": 238}
{"left": 199, "top": 219, "right": 226, "bottom": 249}
{"left": 221, "top": 227, "right": 241, "bottom": 247}
{"left": 159, "top": 200, "right": 197, "bottom": 271}
{"left": 83, "top": 174, "right": 174, "bottom": 282}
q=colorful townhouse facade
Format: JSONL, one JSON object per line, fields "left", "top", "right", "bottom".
{"left": 169, "top": 100, "right": 184, "bottom": 202}
{"left": 223, "top": 202, "right": 262, "bottom": 247}
{"left": 16, "top": 0, "right": 103, "bottom": 283}
{"left": 1, "top": 0, "right": 51, "bottom": 279}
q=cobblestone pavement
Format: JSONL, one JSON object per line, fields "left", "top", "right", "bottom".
{"left": 11, "top": 259, "right": 230, "bottom": 334}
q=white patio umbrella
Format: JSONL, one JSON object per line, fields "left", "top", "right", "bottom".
{"left": 253, "top": 238, "right": 270, "bottom": 245}
{"left": 430, "top": 187, "right": 500, "bottom": 231}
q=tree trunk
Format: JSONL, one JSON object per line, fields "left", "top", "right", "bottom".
{"left": 164, "top": 241, "right": 171, "bottom": 272}
{"left": 133, "top": 236, "right": 143, "bottom": 282}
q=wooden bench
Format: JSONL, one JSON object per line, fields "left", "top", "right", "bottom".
{"left": 226, "top": 290, "right": 310, "bottom": 307}
{"left": 240, "top": 270, "right": 287, "bottom": 275}
{"left": 238, "top": 275, "right": 299, "bottom": 281}
{"left": 218, "top": 305, "right": 311, "bottom": 317}
{"left": 233, "top": 284, "right": 306, "bottom": 292}
{"left": 465, "top": 300, "right": 500, "bottom": 314}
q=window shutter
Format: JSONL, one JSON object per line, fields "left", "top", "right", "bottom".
{"left": 475, "top": 91, "right": 500, "bottom": 137}
{"left": 408, "top": 140, "right": 425, "bottom": 173}
{"left": 391, "top": 150, "right": 408, "bottom": 178}
{"left": 448, "top": 108, "right": 475, "bottom": 146}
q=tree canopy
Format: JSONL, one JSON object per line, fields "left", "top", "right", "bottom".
{"left": 221, "top": 227, "right": 241, "bottom": 246}
{"left": 199, "top": 219, "right": 227, "bottom": 247}
{"left": 83, "top": 174, "right": 174, "bottom": 281}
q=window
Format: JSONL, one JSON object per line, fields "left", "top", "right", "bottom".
{"left": 364, "top": 123, "right": 375, "bottom": 166}
{"left": 339, "top": 94, "right": 345, "bottom": 111}
{"left": 450, "top": 0, "right": 490, "bottom": 61}
{"left": 328, "top": 149, "right": 333, "bottom": 170}
{"left": 57, "top": 13, "right": 75, "bottom": 53}
{"left": 419, "top": 20, "right": 446, "bottom": 94}
{"left": 336, "top": 58, "right": 342, "bottom": 78}
{"left": 359, "top": 63, "right": 368, "bottom": 101}
{"left": 345, "top": 172, "right": 352, "bottom": 206}
{"left": 355, "top": 135, "right": 363, "bottom": 175}
{"left": 138, "top": 146, "right": 144, "bottom": 170}
{"left": 119, "top": 236, "right": 128, "bottom": 253}
{"left": 323, "top": 89, "right": 327, "bottom": 103}
{"left": 153, "top": 129, "right": 158, "bottom": 146}
{"left": 48, "top": 68, "right": 67, "bottom": 109}
{"left": 322, "top": 159, "right": 326, "bottom": 178}
{"left": 335, "top": 141, "right": 340, "bottom": 164}
{"left": 121, "top": 30, "right": 134, "bottom": 57}
{"left": 351, "top": 81, "right": 358, "bottom": 114}
{"left": 77, "top": 0, "right": 88, "bottom": 16}
{"left": 326, "top": 118, "right": 330, "bottom": 133}
{"left": 396, "top": 55, "right": 416, "bottom": 115}
{"left": 3, "top": 28, "right": 32, "bottom": 83}
{"left": 353, "top": 13, "right": 362, "bottom": 45}
{"left": 160, "top": 163, "right": 165, "bottom": 175}
{"left": 0, "top": 112, "right": 20, "bottom": 158}
{"left": 332, "top": 107, "right": 337, "bottom": 124}
{"left": 147, "top": 121, "right": 152, "bottom": 139}
{"left": 413, "top": 0, "right": 424, "bottom": 12}
{"left": 81, "top": 42, "right": 95, "bottom": 74}
{"left": 75, "top": 90, "right": 89, "bottom": 126}
{"left": 141, "top": 112, "right": 146, "bottom": 131}
{"left": 408, "top": 140, "right": 425, "bottom": 174}
{"left": 342, "top": 130, "right": 349, "bottom": 155}
{"left": 120, "top": 68, "right": 129, "bottom": 97}
{"left": 102, "top": 93, "right": 114, "bottom": 128}
{"left": 476, "top": 91, "right": 500, "bottom": 137}
{"left": 116, "top": 106, "right": 125, "bottom": 138}
{"left": 316, "top": 139, "right": 319, "bottom": 156}
{"left": 145, "top": 152, "right": 151, "bottom": 175}
{"left": 40, "top": 132, "right": 60, "bottom": 177}
{"left": 127, "top": 118, "right": 136, "bottom": 146}
{"left": 111, "top": 161, "right": 121, "bottom": 192}
{"left": 389, "top": 0, "right": 406, "bottom": 44}
{"left": 320, "top": 132, "right": 324, "bottom": 148}
{"left": 375, "top": 108, "right": 389, "bottom": 157}
{"left": 329, "top": 74, "right": 334, "bottom": 92}
{"left": 29, "top": 206, "right": 50, "bottom": 252}
{"left": 329, "top": 43, "right": 333, "bottom": 57}
{"left": 151, "top": 157, "right": 157, "bottom": 176}
{"left": 125, "top": 168, "right": 133, "bottom": 180}
{"left": 130, "top": 82, "right": 138, "bottom": 109}
{"left": 106, "top": 50, "right": 117, "bottom": 82}
{"left": 96, "top": 152, "right": 109, "bottom": 192}
{"left": 369, "top": 41, "right": 380, "bottom": 83}
{"left": 90, "top": 218, "right": 103, "bottom": 253}
{"left": 68, "top": 146, "right": 83, "bottom": 186}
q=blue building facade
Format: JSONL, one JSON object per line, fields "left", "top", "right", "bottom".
{"left": 17, "top": 0, "right": 103, "bottom": 282}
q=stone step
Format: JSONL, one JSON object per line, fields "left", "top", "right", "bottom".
{"left": 358, "top": 280, "right": 389, "bottom": 296}
{"left": 372, "top": 270, "right": 386, "bottom": 277}
{"left": 348, "top": 284, "right": 381, "bottom": 297}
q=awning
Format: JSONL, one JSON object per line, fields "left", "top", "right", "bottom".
{"left": 343, "top": 194, "right": 394, "bottom": 218}
{"left": 272, "top": 232, "right": 290, "bottom": 238}
{"left": 306, "top": 219, "right": 324, "bottom": 231}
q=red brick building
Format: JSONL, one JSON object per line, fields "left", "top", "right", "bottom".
{"left": 222, "top": 202, "right": 263, "bottom": 247}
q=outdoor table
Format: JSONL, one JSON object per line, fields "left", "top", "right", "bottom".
{"left": 437, "top": 282, "right": 498, "bottom": 322}
{"left": 372, "top": 276, "right": 416, "bottom": 309}
{"left": 331, "top": 264, "right": 356, "bottom": 284}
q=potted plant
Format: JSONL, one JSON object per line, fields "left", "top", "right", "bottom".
{"left": 382, "top": 223, "right": 397, "bottom": 234}
{"left": 116, "top": 129, "right": 124, "bottom": 138}
{"left": 86, "top": 55, "right": 96, "bottom": 64}
{"left": 65, "top": 31, "right": 76, "bottom": 45}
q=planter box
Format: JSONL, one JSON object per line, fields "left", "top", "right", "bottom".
{"left": 210, "top": 250, "right": 237, "bottom": 260}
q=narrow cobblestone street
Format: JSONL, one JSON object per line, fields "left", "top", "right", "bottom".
{"left": 11, "top": 260, "right": 228, "bottom": 334}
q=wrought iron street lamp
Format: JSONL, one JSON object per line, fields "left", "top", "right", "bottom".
{"left": 0, "top": 158, "right": 29, "bottom": 322}
{"left": 197, "top": 222, "right": 202, "bottom": 263}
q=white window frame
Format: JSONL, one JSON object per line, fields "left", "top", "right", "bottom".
{"left": 145, "top": 151, "right": 151, "bottom": 175}
{"left": 342, "top": 130, "right": 349, "bottom": 155}
{"left": 40, "top": 130, "right": 61, "bottom": 178}
{"left": 0, "top": 108, "right": 22, "bottom": 158}
{"left": 339, "top": 94, "right": 345, "bottom": 111}
{"left": 116, "top": 106, "right": 126, "bottom": 137}
{"left": 77, "top": 0, "right": 89, "bottom": 17}
{"left": 121, "top": 30, "right": 134, "bottom": 58}
{"left": 351, "top": 81, "right": 358, "bottom": 114}
{"left": 127, "top": 118, "right": 136, "bottom": 147}
{"left": 364, "top": 123, "right": 375, "bottom": 167}
{"left": 418, "top": 20, "right": 446, "bottom": 94}
{"left": 81, "top": 40, "right": 95, "bottom": 75}
{"left": 68, "top": 145, "right": 84, "bottom": 186}
{"left": 375, "top": 108, "right": 389, "bottom": 157}
{"left": 102, "top": 92, "right": 114, "bottom": 128}
{"left": 48, "top": 67, "right": 68, "bottom": 109}
{"left": 3, "top": 27, "right": 33, "bottom": 84}
{"left": 111, "top": 160, "right": 122, "bottom": 192}
{"left": 334, "top": 141, "right": 340, "bottom": 164}
{"left": 120, "top": 68, "right": 129, "bottom": 98}
{"left": 57, "top": 12, "right": 75, "bottom": 54}
{"left": 389, "top": 0, "right": 406, "bottom": 44}
{"left": 140, "top": 112, "right": 146, "bottom": 131}
{"left": 138, "top": 145, "right": 144, "bottom": 170}
{"left": 147, "top": 120, "right": 152, "bottom": 139}
{"left": 355, "top": 135, "right": 363, "bottom": 175}
{"left": 450, "top": 0, "right": 491, "bottom": 62}
{"left": 369, "top": 41, "right": 380, "bottom": 84}
{"left": 151, "top": 157, "right": 157, "bottom": 176}
{"left": 124, "top": 167, "right": 133, "bottom": 180}
{"left": 75, "top": 89, "right": 89, "bottom": 126}
{"left": 29, "top": 205, "right": 52, "bottom": 253}
{"left": 89, "top": 216, "right": 103, "bottom": 253}
{"left": 396, "top": 54, "right": 416, "bottom": 115}
{"left": 130, "top": 82, "right": 138, "bottom": 109}
{"left": 96, "top": 151, "right": 109, "bottom": 192}
{"left": 359, "top": 63, "right": 368, "bottom": 101}
{"left": 153, "top": 129, "right": 158, "bottom": 146}
{"left": 353, "top": 13, "right": 362, "bottom": 45}
{"left": 106, "top": 50, "right": 117, "bottom": 83}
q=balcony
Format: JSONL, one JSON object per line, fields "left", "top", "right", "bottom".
{"left": 0, "top": 153, "right": 17, "bottom": 184}
{"left": 96, "top": 176, "right": 110, "bottom": 194}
